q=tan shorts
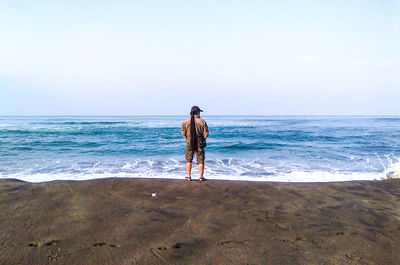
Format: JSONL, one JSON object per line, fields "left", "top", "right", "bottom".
{"left": 185, "top": 145, "right": 205, "bottom": 164}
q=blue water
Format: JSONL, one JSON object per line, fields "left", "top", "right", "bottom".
{"left": 1, "top": 116, "right": 400, "bottom": 182}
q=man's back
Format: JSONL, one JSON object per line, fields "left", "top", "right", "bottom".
{"left": 181, "top": 115, "right": 208, "bottom": 142}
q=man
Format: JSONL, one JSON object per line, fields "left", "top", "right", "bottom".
{"left": 182, "top": 106, "right": 208, "bottom": 181}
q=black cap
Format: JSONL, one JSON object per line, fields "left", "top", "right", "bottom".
{"left": 191, "top": 106, "right": 203, "bottom": 113}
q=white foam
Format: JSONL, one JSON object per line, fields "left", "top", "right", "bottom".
{"left": 1, "top": 170, "right": 384, "bottom": 183}
{"left": 384, "top": 158, "right": 400, "bottom": 179}
{"left": 122, "top": 161, "right": 137, "bottom": 169}
{"left": 1, "top": 154, "right": 397, "bottom": 183}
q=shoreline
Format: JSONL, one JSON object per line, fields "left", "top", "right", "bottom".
{"left": 0, "top": 170, "right": 386, "bottom": 184}
{"left": 0, "top": 176, "right": 388, "bottom": 184}
{"left": 1, "top": 177, "right": 399, "bottom": 264}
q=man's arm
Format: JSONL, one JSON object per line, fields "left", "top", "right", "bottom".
{"left": 203, "top": 121, "right": 208, "bottom": 139}
{"left": 182, "top": 121, "right": 187, "bottom": 141}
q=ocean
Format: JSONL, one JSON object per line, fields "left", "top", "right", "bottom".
{"left": 1, "top": 116, "right": 399, "bottom": 183}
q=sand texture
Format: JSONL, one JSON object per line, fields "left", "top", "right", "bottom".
{"left": 0, "top": 178, "right": 399, "bottom": 264}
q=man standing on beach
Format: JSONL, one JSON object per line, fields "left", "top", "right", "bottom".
{"left": 182, "top": 106, "right": 208, "bottom": 181}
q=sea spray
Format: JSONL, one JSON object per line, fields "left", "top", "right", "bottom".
{"left": 384, "top": 156, "right": 400, "bottom": 179}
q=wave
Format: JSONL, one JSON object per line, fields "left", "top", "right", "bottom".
{"left": 2, "top": 156, "right": 399, "bottom": 183}
{"left": 2, "top": 155, "right": 398, "bottom": 183}
{"left": 0, "top": 129, "right": 33, "bottom": 134}
{"left": 221, "top": 142, "right": 286, "bottom": 150}
{"left": 30, "top": 121, "right": 130, "bottom": 125}
{"left": 373, "top": 117, "right": 400, "bottom": 122}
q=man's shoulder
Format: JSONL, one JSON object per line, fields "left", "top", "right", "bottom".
{"left": 182, "top": 118, "right": 191, "bottom": 125}
{"left": 197, "top": 118, "right": 207, "bottom": 126}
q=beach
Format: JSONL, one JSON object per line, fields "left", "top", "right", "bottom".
{"left": 2, "top": 0, "right": 398, "bottom": 263}
{"left": 1, "top": 178, "right": 399, "bottom": 264}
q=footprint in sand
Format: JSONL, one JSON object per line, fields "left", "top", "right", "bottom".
{"left": 345, "top": 254, "right": 361, "bottom": 261}
{"left": 335, "top": 231, "right": 359, "bottom": 236}
{"left": 28, "top": 240, "right": 61, "bottom": 248}
{"left": 282, "top": 236, "right": 306, "bottom": 244}
{"left": 220, "top": 240, "right": 247, "bottom": 246}
{"left": 45, "top": 240, "right": 60, "bottom": 246}
{"left": 93, "top": 242, "right": 119, "bottom": 247}
{"left": 345, "top": 254, "right": 374, "bottom": 264}
{"left": 28, "top": 242, "right": 40, "bottom": 247}
{"left": 158, "top": 243, "right": 183, "bottom": 250}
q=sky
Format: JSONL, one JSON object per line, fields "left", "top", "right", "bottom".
{"left": 0, "top": 0, "right": 399, "bottom": 115}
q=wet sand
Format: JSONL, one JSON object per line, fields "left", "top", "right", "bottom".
{"left": 0, "top": 178, "right": 399, "bottom": 264}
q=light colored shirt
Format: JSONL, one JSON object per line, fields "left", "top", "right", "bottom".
{"left": 182, "top": 115, "right": 208, "bottom": 142}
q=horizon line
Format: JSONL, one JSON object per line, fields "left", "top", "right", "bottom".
{"left": 1, "top": 114, "right": 399, "bottom": 117}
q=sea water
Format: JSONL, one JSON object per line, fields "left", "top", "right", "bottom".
{"left": 1, "top": 116, "right": 399, "bottom": 183}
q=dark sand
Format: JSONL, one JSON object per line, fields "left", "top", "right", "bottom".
{"left": 0, "top": 178, "right": 399, "bottom": 265}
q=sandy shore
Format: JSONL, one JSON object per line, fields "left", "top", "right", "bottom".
{"left": 0, "top": 178, "right": 399, "bottom": 264}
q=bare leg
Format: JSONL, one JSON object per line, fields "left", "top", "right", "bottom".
{"left": 186, "top": 163, "right": 192, "bottom": 180}
{"left": 199, "top": 164, "right": 204, "bottom": 180}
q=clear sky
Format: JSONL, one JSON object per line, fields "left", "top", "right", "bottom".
{"left": 1, "top": 0, "right": 399, "bottom": 115}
